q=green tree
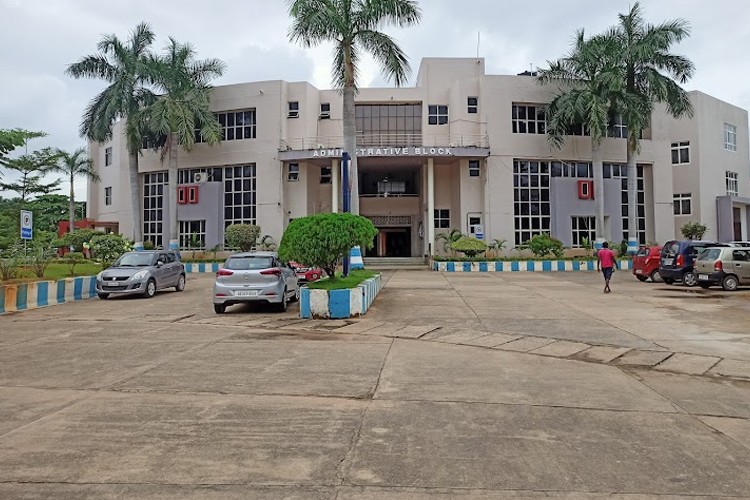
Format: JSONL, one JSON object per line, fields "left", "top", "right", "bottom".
{"left": 450, "top": 236, "right": 487, "bottom": 258}
{"left": 60, "top": 228, "right": 104, "bottom": 251}
{"left": 538, "top": 31, "right": 623, "bottom": 245}
{"left": 66, "top": 22, "right": 157, "bottom": 249}
{"left": 680, "top": 221, "right": 707, "bottom": 240}
{"left": 288, "top": 0, "right": 421, "bottom": 214}
{"left": 0, "top": 129, "right": 45, "bottom": 167}
{"left": 613, "top": 2, "right": 694, "bottom": 252}
{"left": 48, "top": 147, "right": 100, "bottom": 234}
{"left": 90, "top": 233, "right": 132, "bottom": 267}
{"left": 434, "top": 229, "right": 464, "bottom": 256}
{"left": 0, "top": 148, "right": 61, "bottom": 203}
{"left": 26, "top": 194, "right": 85, "bottom": 233}
{"left": 224, "top": 223, "right": 261, "bottom": 252}
{"left": 278, "top": 213, "right": 377, "bottom": 279}
{"left": 141, "top": 38, "right": 224, "bottom": 250}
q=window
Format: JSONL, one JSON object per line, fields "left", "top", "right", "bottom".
{"left": 609, "top": 163, "right": 647, "bottom": 244}
{"left": 571, "top": 217, "right": 596, "bottom": 247}
{"left": 288, "top": 101, "right": 299, "bottom": 118}
{"left": 428, "top": 105, "right": 448, "bottom": 125}
{"left": 320, "top": 166, "right": 332, "bottom": 184}
{"left": 673, "top": 193, "right": 692, "bottom": 215}
{"left": 320, "top": 102, "right": 330, "bottom": 119}
{"left": 434, "top": 209, "right": 450, "bottom": 229}
{"left": 550, "top": 161, "right": 592, "bottom": 178}
{"left": 179, "top": 220, "right": 206, "bottom": 250}
{"left": 104, "top": 147, "right": 112, "bottom": 166}
{"left": 177, "top": 168, "right": 223, "bottom": 184}
{"left": 724, "top": 123, "right": 737, "bottom": 151}
{"left": 607, "top": 115, "right": 628, "bottom": 139}
{"left": 356, "top": 104, "right": 422, "bottom": 146}
{"left": 287, "top": 163, "right": 299, "bottom": 182}
{"left": 671, "top": 141, "right": 690, "bottom": 164}
{"left": 104, "top": 186, "right": 112, "bottom": 206}
{"left": 468, "top": 160, "right": 480, "bottom": 177}
{"left": 467, "top": 97, "right": 478, "bottom": 114}
{"left": 224, "top": 164, "right": 257, "bottom": 228}
{"left": 726, "top": 171, "right": 739, "bottom": 196}
{"left": 197, "top": 110, "right": 256, "bottom": 142}
{"left": 513, "top": 160, "right": 551, "bottom": 245}
{"left": 512, "top": 104, "right": 546, "bottom": 134}
{"left": 143, "top": 172, "right": 167, "bottom": 248}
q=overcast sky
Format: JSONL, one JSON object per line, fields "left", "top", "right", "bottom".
{"left": 2, "top": 0, "right": 749, "bottom": 201}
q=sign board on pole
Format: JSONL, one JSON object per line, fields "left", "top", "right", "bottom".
{"left": 20, "top": 210, "right": 33, "bottom": 240}
{"left": 474, "top": 224, "right": 484, "bottom": 241}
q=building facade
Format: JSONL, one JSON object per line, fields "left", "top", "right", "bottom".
{"left": 87, "top": 58, "right": 750, "bottom": 256}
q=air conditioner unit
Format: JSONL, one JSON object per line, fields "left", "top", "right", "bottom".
{"left": 193, "top": 172, "right": 208, "bottom": 183}
{"left": 287, "top": 110, "right": 299, "bottom": 118}
{"left": 319, "top": 111, "right": 330, "bottom": 119}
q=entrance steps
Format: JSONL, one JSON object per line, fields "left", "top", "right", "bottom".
{"left": 363, "top": 257, "right": 427, "bottom": 269}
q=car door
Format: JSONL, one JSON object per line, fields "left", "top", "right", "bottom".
{"left": 278, "top": 259, "right": 298, "bottom": 296}
{"left": 153, "top": 252, "right": 169, "bottom": 288}
{"left": 731, "top": 249, "right": 750, "bottom": 284}
{"left": 164, "top": 252, "right": 180, "bottom": 286}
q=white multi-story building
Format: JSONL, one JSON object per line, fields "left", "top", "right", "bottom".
{"left": 87, "top": 57, "right": 750, "bottom": 257}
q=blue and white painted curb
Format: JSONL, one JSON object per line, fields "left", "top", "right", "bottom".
{"left": 349, "top": 246, "right": 364, "bottom": 270}
{"left": 1, "top": 276, "right": 98, "bottom": 315}
{"left": 432, "top": 259, "right": 632, "bottom": 272}
{"left": 184, "top": 262, "right": 222, "bottom": 273}
{"left": 300, "top": 273, "right": 382, "bottom": 319}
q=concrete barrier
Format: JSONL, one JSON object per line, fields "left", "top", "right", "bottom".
{"left": 1, "top": 276, "right": 98, "bottom": 315}
{"left": 184, "top": 262, "right": 222, "bottom": 273}
{"left": 300, "top": 273, "right": 382, "bottom": 319}
{"left": 432, "top": 259, "right": 632, "bottom": 272}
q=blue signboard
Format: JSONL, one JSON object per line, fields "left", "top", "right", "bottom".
{"left": 20, "top": 210, "right": 33, "bottom": 240}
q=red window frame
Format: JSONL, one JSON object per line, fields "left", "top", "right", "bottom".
{"left": 577, "top": 180, "right": 594, "bottom": 200}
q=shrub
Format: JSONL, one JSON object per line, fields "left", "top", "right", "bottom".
{"left": 90, "top": 234, "right": 132, "bottom": 267}
{"left": 64, "top": 251, "right": 86, "bottom": 275}
{"left": 225, "top": 224, "right": 260, "bottom": 252}
{"left": 435, "top": 229, "right": 463, "bottom": 256}
{"left": 0, "top": 242, "right": 22, "bottom": 281}
{"left": 450, "top": 236, "right": 487, "bottom": 258}
{"left": 143, "top": 240, "right": 155, "bottom": 250}
{"left": 680, "top": 221, "right": 707, "bottom": 240}
{"left": 520, "top": 233, "right": 564, "bottom": 258}
{"left": 278, "top": 213, "right": 377, "bottom": 279}
{"left": 60, "top": 228, "right": 103, "bottom": 251}
{"left": 25, "top": 246, "right": 55, "bottom": 278}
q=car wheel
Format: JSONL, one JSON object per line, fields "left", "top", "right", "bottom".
{"left": 277, "top": 288, "right": 288, "bottom": 312}
{"left": 214, "top": 303, "right": 226, "bottom": 314}
{"left": 175, "top": 274, "right": 186, "bottom": 292}
{"left": 663, "top": 278, "right": 675, "bottom": 285}
{"left": 143, "top": 279, "right": 157, "bottom": 298}
{"left": 698, "top": 283, "right": 711, "bottom": 289}
{"left": 683, "top": 271, "right": 698, "bottom": 287}
{"left": 636, "top": 275, "right": 648, "bottom": 282}
{"left": 97, "top": 293, "right": 109, "bottom": 300}
{"left": 722, "top": 275, "right": 739, "bottom": 292}
{"left": 650, "top": 270, "right": 662, "bottom": 283}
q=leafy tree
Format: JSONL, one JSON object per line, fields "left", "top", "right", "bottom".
{"left": 288, "top": 0, "right": 421, "bottom": 214}
{"left": 140, "top": 38, "right": 225, "bottom": 250}
{"left": 278, "top": 213, "right": 377, "bottom": 279}
{"left": 0, "top": 129, "right": 45, "bottom": 167}
{"left": 538, "top": 31, "right": 624, "bottom": 245}
{"left": 224, "top": 223, "right": 261, "bottom": 251}
{"left": 90, "top": 234, "right": 132, "bottom": 267}
{"left": 680, "top": 222, "right": 707, "bottom": 240}
{"left": 66, "top": 22, "right": 157, "bottom": 248}
{"left": 26, "top": 194, "right": 85, "bottom": 233}
{"left": 612, "top": 3, "right": 694, "bottom": 252}
{"left": 60, "top": 228, "right": 104, "bottom": 251}
{"left": 48, "top": 147, "right": 100, "bottom": 234}
{"left": 0, "top": 241, "right": 23, "bottom": 280}
{"left": 519, "top": 233, "right": 565, "bottom": 258}
{"left": 64, "top": 252, "right": 86, "bottom": 275}
{"left": 451, "top": 237, "right": 487, "bottom": 258}
{"left": 0, "top": 148, "right": 61, "bottom": 203}
{"left": 435, "top": 229, "right": 464, "bottom": 256}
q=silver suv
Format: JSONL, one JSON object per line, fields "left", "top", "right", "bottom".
{"left": 695, "top": 247, "right": 750, "bottom": 291}
{"left": 96, "top": 250, "right": 186, "bottom": 299}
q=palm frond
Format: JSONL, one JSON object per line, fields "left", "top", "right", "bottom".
{"left": 357, "top": 29, "right": 411, "bottom": 86}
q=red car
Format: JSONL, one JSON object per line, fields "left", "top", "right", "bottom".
{"left": 289, "top": 261, "right": 322, "bottom": 283}
{"left": 632, "top": 245, "right": 663, "bottom": 282}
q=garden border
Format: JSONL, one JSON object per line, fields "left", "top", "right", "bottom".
{"left": 300, "top": 273, "right": 382, "bottom": 319}
{"left": 432, "top": 259, "right": 632, "bottom": 272}
{"left": 1, "top": 276, "right": 97, "bottom": 314}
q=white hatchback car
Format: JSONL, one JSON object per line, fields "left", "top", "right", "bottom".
{"left": 213, "top": 252, "right": 299, "bottom": 314}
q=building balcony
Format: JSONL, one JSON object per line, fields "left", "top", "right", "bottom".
{"left": 279, "top": 133, "right": 489, "bottom": 151}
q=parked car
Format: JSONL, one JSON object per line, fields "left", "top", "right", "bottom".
{"left": 213, "top": 251, "right": 299, "bottom": 314}
{"left": 695, "top": 246, "right": 750, "bottom": 291}
{"left": 632, "top": 245, "right": 663, "bottom": 282}
{"left": 289, "top": 261, "right": 322, "bottom": 283}
{"left": 659, "top": 240, "right": 726, "bottom": 287}
{"left": 728, "top": 241, "right": 750, "bottom": 247}
{"left": 96, "top": 250, "right": 185, "bottom": 299}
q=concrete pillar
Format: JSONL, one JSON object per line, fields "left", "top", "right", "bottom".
{"left": 427, "top": 158, "right": 435, "bottom": 256}
{"left": 332, "top": 159, "right": 340, "bottom": 213}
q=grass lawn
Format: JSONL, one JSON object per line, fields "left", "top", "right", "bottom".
{"left": 306, "top": 269, "right": 378, "bottom": 291}
{"left": 2, "top": 263, "right": 104, "bottom": 285}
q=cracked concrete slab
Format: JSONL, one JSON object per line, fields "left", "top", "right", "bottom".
{"left": 573, "top": 346, "right": 631, "bottom": 363}
{"left": 531, "top": 340, "right": 591, "bottom": 358}
{"left": 709, "top": 358, "right": 750, "bottom": 379}
{"left": 654, "top": 353, "right": 721, "bottom": 375}
{"left": 498, "top": 336, "right": 557, "bottom": 352}
{"left": 613, "top": 349, "right": 673, "bottom": 367}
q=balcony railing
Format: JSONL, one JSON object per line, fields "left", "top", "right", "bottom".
{"left": 280, "top": 133, "right": 489, "bottom": 151}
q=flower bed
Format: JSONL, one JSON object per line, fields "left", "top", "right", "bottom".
{"left": 300, "top": 273, "right": 382, "bottom": 319}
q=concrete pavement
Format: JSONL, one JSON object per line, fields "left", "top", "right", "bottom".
{"left": 1, "top": 269, "right": 750, "bottom": 498}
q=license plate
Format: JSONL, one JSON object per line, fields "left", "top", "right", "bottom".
{"left": 105, "top": 282, "right": 120, "bottom": 287}
{"left": 234, "top": 290, "right": 259, "bottom": 297}
{"left": 699, "top": 274, "right": 709, "bottom": 280}
{"left": 663, "top": 258, "right": 673, "bottom": 266}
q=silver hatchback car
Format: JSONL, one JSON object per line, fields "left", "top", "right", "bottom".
{"left": 97, "top": 250, "right": 186, "bottom": 299}
{"left": 213, "top": 252, "right": 299, "bottom": 314}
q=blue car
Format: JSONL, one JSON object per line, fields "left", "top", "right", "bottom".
{"left": 659, "top": 240, "right": 726, "bottom": 287}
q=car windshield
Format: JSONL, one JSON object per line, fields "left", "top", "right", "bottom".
{"left": 636, "top": 247, "right": 649, "bottom": 257}
{"left": 697, "top": 248, "right": 721, "bottom": 261}
{"left": 225, "top": 256, "right": 274, "bottom": 270}
{"left": 114, "top": 253, "right": 154, "bottom": 267}
{"left": 665, "top": 242, "right": 680, "bottom": 256}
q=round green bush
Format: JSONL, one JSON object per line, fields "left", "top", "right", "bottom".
{"left": 225, "top": 224, "right": 260, "bottom": 251}
{"left": 450, "top": 237, "right": 487, "bottom": 258}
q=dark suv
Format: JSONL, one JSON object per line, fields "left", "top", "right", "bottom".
{"left": 659, "top": 240, "right": 727, "bottom": 287}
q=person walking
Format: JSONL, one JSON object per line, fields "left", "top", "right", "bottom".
{"left": 597, "top": 242, "right": 617, "bottom": 293}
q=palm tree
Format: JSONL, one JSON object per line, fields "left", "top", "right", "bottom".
{"left": 288, "top": 0, "right": 421, "bottom": 215}
{"left": 613, "top": 3, "right": 694, "bottom": 252}
{"left": 48, "top": 147, "right": 100, "bottom": 234}
{"left": 538, "top": 31, "right": 624, "bottom": 245}
{"left": 141, "top": 38, "right": 224, "bottom": 250}
{"left": 66, "top": 22, "right": 156, "bottom": 250}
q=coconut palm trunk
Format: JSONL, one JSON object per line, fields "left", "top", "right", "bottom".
{"left": 626, "top": 137, "right": 638, "bottom": 251}
{"left": 128, "top": 152, "right": 144, "bottom": 249}
{"left": 592, "top": 141, "right": 606, "bottom": 244}
{"left": 68, "top": 170, "right": 76, "bottom": 233}
{"left": 343, "top": 84, "right": 358, "bottom": 214}
{"left": 167, "top": 133, "right": 179, "bottom": 250}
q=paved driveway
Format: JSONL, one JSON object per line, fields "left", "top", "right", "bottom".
{"left": 1, "top": 270, "right": 750, "bottom": 498}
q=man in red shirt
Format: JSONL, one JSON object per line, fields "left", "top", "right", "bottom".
{"left": 596, "top": 242, "right": 617, "bottom": 293}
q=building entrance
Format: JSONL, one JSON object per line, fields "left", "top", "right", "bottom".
{"left": 366, "top": 227, "right": 411, "bottom": 257}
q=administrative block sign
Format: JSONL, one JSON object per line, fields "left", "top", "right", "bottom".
{"left": 20, "top": 210, "right": 33, "bottom": 240}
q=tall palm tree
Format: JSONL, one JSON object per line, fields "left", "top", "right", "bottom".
{"left": 539, "top": 31, "right": 624, "bottom": 245}
{"left": 48, "top": 147, "right": 100, "bottom": 234}
{"left": 66, "top": 22, "right": 156, "bottom": 250}
{"left": 288, "top": 0, "right": 421, "bottom": 215}
{"left": 141, "top": 38, "right": 224, "bottom": 250}
{"left": 614, "top": 2, "right": 694, "bottom": 252}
